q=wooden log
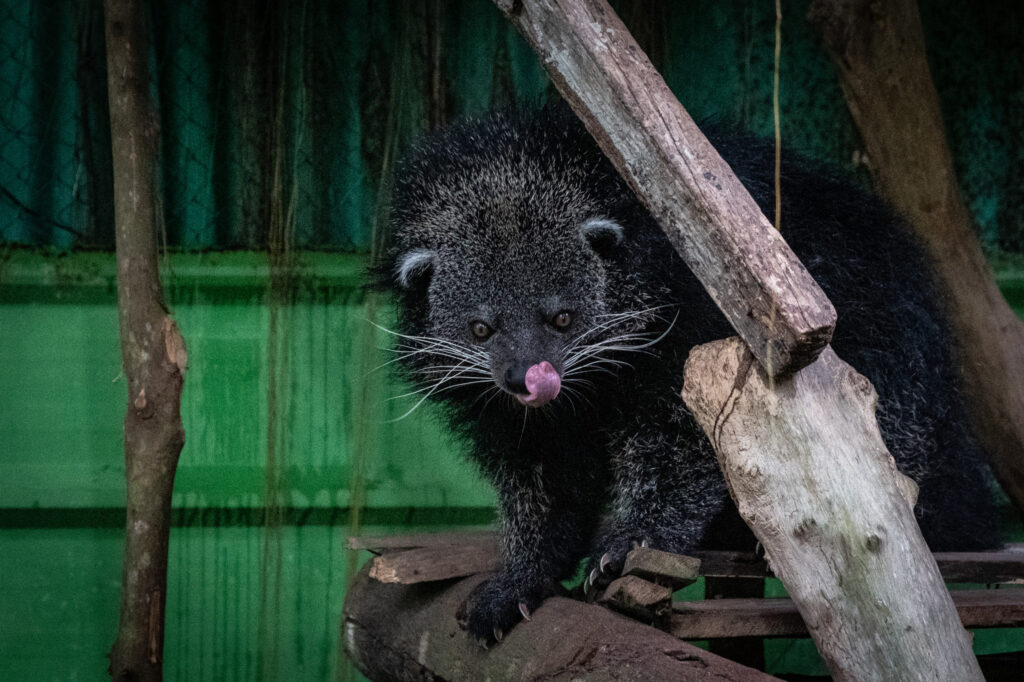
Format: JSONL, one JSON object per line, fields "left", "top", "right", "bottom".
{"left": 671, "top": 589, "right": 1024, "bottom": 639}
{"left": 492, "top": 0, "right": 836, "bottom": 377}
{"left": 681, "top": 337, "right": 983, "bottom": 681}
{"left": 807, "top": 0, "right": 1024, "bottom": 517}
{"left": 341, "top": 565, "right": 779, "bottom": 681}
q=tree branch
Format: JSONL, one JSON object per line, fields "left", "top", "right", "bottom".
{"left": 104, "top": 0, "right": 186, "bottom": 679}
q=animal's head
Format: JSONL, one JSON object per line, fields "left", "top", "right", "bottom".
{"left": 380, "top": 107, "right": 664, "bottom": 413}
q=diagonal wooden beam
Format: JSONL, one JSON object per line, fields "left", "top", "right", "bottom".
{"left": 493, "top": 0, "right": 836, "bottom": 376}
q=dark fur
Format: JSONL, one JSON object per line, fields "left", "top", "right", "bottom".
{"left": 377, "top": 105, "right": 1000, "bottom": 642}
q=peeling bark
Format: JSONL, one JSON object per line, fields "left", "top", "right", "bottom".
{"left": 104, "top": 1, "right": 186, "bottom": 679}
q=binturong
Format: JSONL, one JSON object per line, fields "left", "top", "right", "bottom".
{"left": 375, "top": 103, "right": 1000, "bottom": 645}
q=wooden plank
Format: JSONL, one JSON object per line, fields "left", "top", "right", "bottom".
{"left": 347, "top": 530, "right": 497, "bottom": 554}
{"left": 934, "top": 545, "right": 1024, "bottom": 584}
{"left": 671, "top": 589, "right": 1024, "bottom": 639}
{"left": 493, "top": 0, "right": 836, "bottom": 376}
{"left": 622, "top": 546, "right": 700, "bottom": 588}
{"left": 673, "top": 597, "right": 806, "bottom": 639}
{"left": 693, "top": 545, "right": 1024, "bottom": 583}
{"left": 368, "top": 543, "right": 500, "bottom": 584}
{"left": 599, "top": 575, "right": 673, "bottom": 624}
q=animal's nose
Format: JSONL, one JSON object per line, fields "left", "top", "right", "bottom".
{"left": 504, "top": 363, "right": 529, "bottom": 394}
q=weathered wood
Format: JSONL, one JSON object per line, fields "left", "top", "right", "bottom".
{"left": 105, "top": 0, "right": 187, "bottom": 679}
{"left": 808, "top": 0, "right": 1024, "bottom": 517}
{"left": 599, "top": 575, "right": 673, "bottom": 625}
{"left": 369, "top": 543, "right": 500, "bottom": 584}
{"left": 493, "top": 0, "right": 836, "bottom": 377}
{"left": 622, "top": 546, "right": 700, "bottom": 589}
{"left": 341, "top": 565, "right": 779, "bottom": 681}
{"left": 673, "top": 597, "right": 807, "bottom": 640}
{"left": 934, "top": 545, "right": 1024, "bottom": 585}
{"left": 682, "top": 337, "right": 983, "bottom": 681}
{"left": 698, "top": 546, "right": 1024, "bottom": 584}
{"left": 672, "top": 589, "right": 1024, "bottom": 639}
{"left": 348, "top": 530, "right": 498, "bottom": 554}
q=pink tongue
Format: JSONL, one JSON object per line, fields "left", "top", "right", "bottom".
{"left": 518, "top": 361, "right": 561, "bottom": 407}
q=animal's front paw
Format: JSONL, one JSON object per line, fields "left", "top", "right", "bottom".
{"left": 458, "top": 575, "right": 552, "bottom": 646}
{"left": 585, "top": 528, "right": 651, "bottom": 594}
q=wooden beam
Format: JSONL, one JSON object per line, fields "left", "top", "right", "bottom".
{"left": 672, "top": 589, "right": 1024, "bottom": 639}
{"left": 347, "top": 530, "right": 497, "bottom": 554}
{"left": 493, "top": 0, "right": 836, "bottom": 376}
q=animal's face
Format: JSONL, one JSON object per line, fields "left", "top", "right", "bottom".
{"left": 385, "top": 109, "right": 662, "bottom": 413}
{"left": 394, "top": 191, "right": 625, "bottom": 409}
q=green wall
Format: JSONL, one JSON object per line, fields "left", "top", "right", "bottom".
{"left": 0, "top": 252, "right": 496, "bottom": 681}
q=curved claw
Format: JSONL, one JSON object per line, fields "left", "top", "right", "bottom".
{"left": 518, "top": 602, "right": 532, "bottom": 621}
{"left": 599, "top": 552, "right": 612, "bottom": 574}
{"left": 588, "top": 567, "right": 599, "bottom": 587}
{"left": 493, "top": 627, "right": 503, "bottom": 643}
{"left": 640, "top": 538, "right": 649, "bottom": 548}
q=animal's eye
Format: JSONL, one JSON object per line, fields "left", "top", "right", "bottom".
{"left": 470, "top": 321, "right": 493, "bottom": 340}
{"left": 552, "top": 311, "right": 573, "bottom": 330}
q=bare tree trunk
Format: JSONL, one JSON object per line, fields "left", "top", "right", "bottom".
{"left": 682, "top": 338, "right": 983, "bottom": 682}
{"left": 104, "top": 1, "right": 187, "bottom": 679}
{"left": 808, "top": 0, "right": 1024, "bottom": 516}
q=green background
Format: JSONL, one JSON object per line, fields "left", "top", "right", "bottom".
{"left": 1, "top": 0, "right": 1022, "bottom": 680}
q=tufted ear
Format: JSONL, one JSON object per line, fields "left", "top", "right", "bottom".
{"left": 395, "top": 248, "right": 436, "bottom": 288}
{"left": 580, "top": 217, "right": 624, "bottom": 257}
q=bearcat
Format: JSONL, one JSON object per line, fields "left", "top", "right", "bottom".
{"left": 375, "top": 103, "right": 1000, "bottom": 644}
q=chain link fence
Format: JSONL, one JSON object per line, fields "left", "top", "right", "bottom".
{"left": 0, "top": 0, "right": 419, "bottom": 252}
{"left": 2, "top": 1, "right": 1021, "bottom": 253}
{"left": 1, "top": 2, "right": 106, "bottom": 249}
